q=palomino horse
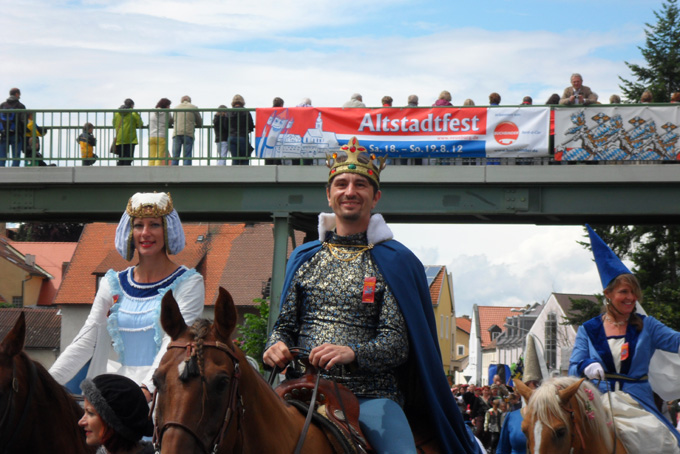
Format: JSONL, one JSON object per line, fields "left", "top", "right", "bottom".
{"left": 152, "top": 287, "right": 338, "bottom": 454}
{"left": 0, "top": 312, "right": 95, "bottom": 454}
{"left": 515, "top": 377, "right": 626, "bottom": 454}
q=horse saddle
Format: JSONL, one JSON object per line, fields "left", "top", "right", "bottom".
{"left": 275, "top": 370, "right": 372, "bottom": 454}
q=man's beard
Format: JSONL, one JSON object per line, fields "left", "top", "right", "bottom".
{"left": 338, "top": 210, "right": 361, "bottom": 222}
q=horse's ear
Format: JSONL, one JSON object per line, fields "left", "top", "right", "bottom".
{"left": 214, "top": 287, "right": 237, "bottom": 342}
{"left": 161, "top": 290, "right": 188, "bottom": 340}
{"left": 558, "top": 377, "right": 586, "bottom": 404}
{"left": 514, "top": 379, "right": 533, "bottom": 402}
{"left": 0, "top": 312, "right": 26, "bottom": 357}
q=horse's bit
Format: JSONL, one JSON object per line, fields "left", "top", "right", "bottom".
{"left": 0, "top": 356, "right": 37, "bottom": 452}
{"left": 152, "top": 340, "right": 243, "bottom": 454}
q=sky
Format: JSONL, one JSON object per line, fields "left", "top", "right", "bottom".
{"left": 1, "top": 0, "right": 659, "bottom": 315}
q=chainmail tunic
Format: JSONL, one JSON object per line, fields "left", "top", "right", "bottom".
{"left": 267, "top": 231, "right": 409, "bottom": 405}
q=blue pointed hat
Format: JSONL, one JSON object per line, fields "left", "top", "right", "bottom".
{"left": 586, "top": 224, "right": 632, "bottom": 288}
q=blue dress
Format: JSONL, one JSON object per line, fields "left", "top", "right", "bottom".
{"left": 496, "top": 409, "right": 526, "bottom": 454}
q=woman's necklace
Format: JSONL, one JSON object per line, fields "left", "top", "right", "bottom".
{"left": 323, "top": 242, "right": 373, "bottom": 262}
{"left": 603, "top": 314, "right": 628, "bottom": 327}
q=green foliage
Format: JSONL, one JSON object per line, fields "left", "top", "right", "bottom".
{"left": 562, "top": 296, "right": 604, "bottom": 327}
{"left": 0, "top": 302, "right": 14, "bottom": 309}
{"left": 14, "top": 222, "right": 85, "bottom": 242}
{"left": 236, "top": 298, "right": 270, "bottom": 372}
{"left": 619, "top": 0, "right": 680, "bottom": 102}
{"left": 583, "top": 225, "right": 680, "bottom": 330}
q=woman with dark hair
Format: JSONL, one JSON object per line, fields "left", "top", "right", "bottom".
{"left": 213, "top": 104, "right": 230, "bottom": 165}
{"left": 148, "top": 98, "right": 173, "bottom": 166}
{"left": 79, "top": 374, "right": 154, "bottom": 453}
{"left": 226, "top": 94, "right": 254, "bottom": 165}
{"left": 545, "top": 94, "right": 560, "bottom": 105}
{"left": 112, "top": 99, "right": 143, "bottom": 166}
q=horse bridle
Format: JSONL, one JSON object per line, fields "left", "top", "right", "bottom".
{"left": 152, "top": 340, "right": 243, "bottom": 454}
{"left": 0, "top": 356, "right": 37, "bottom": 452}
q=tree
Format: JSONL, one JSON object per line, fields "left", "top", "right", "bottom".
{"left": 14, "top": 222, "right": 84, "bottom": 242}
{"left": 582, "top": 225, "right": 680, "bottom": 330}
{"left": 236, "top": 298, "right": 270, "bottom": 372}
{"left": 563, "top": 295, "right": 604, "bottom": 327}
{"left": 619, "top": 0, "right": 680, "bottom": 102}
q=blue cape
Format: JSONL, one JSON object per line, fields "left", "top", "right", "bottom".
{"left": 280, "top": 239, "right": 481, "bottom": 453}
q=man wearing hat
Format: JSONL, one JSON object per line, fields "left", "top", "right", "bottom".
{"left": 569, "top": 225, "right": 680, "bottom": 452}
{"left": 264, "top": 137, "right": 481, "bottom": 454}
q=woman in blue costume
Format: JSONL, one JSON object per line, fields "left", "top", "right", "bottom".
{"left": 569, "top": 225, "right": 680, "bottom": 453}
{"left": 50, "top": 192, "right": 204, "bottom": 401}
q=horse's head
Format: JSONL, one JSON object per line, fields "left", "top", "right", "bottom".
{"left": 516, "top": 377, "right": 613, "bottom": 454}
{"left": 0, "top": 312, "right": 25, "bottom": 402}
{"left": 153, "top": 287, "right": 244, "bottom": 454}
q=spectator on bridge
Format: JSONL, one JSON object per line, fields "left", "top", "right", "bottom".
{"left": 559, "top": 73, "right": 597, "bottom": 105}
{"left": 0, "top": 87, "right": 27, "bottom": 167}
{"left": 433, "top": 90, "right": 453, "bottom": 107}
{"left": 609, "top": 94, "right": 622, "bottom": 104}
{"left": 24, "top": 112, "right": 54, "bottom": 166}
{"left": 545, "top": 94, "right": 560, "bottom": 105}
{"left": 213, "top": 104, "right": 230, "bottom": 166}
{"left": 489, "top": 92, "right": 501, "bottom": 106}
{"left": 381, "top": 95, "right": 393, "bottom": 107}
{"left": 640, "top": 90, "right": 654, "bottom": 103}
{"left": 297, "top": 97, "right": 313, "bottom": 107}
{"left": 172, "top": 95, "right": 202, "bottom": 166}
{"left": 78, "top": 122, "right": 97, "bottom": 166}
{"left": 407, "top": 94, "right": 419, "bottom": 107}
{"left": 50, "top": 192, "right": 205, "bottom": 400}
{"left": 521, "top": 96, "right": 532, "bottom": 105}
{"left": 113, "top": 99, "right": 143, "bottom": 166}
{"left": 672, "top": 93, "right": 680, "bottom": 103}
{"left": 343, "top": 93, "right": 366, "bottom": 108}
{"left": 227, "top": 94, "right": 255, "bottom": 165}
{"left": 463, "top": 98, "right": 475, "bottom": 106}
{"left": 273, "top": 97, "right": 284, "bottom": 107}
{"left": 148, "top": 98, "right": 173, "bottom": 166}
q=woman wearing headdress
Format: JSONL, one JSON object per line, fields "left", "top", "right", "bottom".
{"left": 569, "top": 224, "right": 680, "bottom": 453}
{"left": 79, "top": 374, "right": 155, "bottom": 453}
{"left": 50, "top": 192, "right": 205, "bottom": 402}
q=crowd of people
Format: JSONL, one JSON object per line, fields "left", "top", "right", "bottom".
{"left": 3, "top": 73, "right": 679, "bottom": 167}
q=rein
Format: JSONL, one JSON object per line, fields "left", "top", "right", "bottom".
{"left": 153, "top": 340, "right": 243, "bottom": 454}
{"left": 0, "top": 356, "right": 38, "bottom": 452}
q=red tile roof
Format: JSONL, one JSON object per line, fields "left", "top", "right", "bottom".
{"left": 0, "top": 236, "right": 52, "bottom": 277}
{"left": 10, "top": 241, "right": 77, "bottom": 306}
{"left": 429, "top": 267, "right": 445, "bottom": 305}
{"left": 0, "top": 308, "right": 60, "bottom": 349}
{"left": 456, "top": 317, "right": 471, "bottom": 334}
{"left": 477, "top": 306, "right": 523, "bottom": 348}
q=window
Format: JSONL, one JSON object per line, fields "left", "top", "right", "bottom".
{"left": 457, "top": 345, "right": 465, "bottom": 356}
{"left": 545, "top": 312, "right": 557, "bottom": 370}
{"left": 12, "top": 296, "right": 23, "bottom": 308}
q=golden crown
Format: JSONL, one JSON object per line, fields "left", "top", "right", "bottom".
{"left": 125, "top": 192, "right": 174, "bottom": 218}
{"left": 326, "top": 137, "right": 387, "bottom": 187}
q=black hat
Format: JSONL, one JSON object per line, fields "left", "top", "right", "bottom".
{"left": 81, "top": 374, "right": 153, "bottom": 442}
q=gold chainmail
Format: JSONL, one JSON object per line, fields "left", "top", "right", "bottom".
{"left": 323, "top": 242, "right": 374, "bottom": 261}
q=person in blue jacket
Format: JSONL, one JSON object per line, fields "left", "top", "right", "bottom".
{"left": 569, "top": 224, "right": 680, "bottom": 453}
{"left": 264, "top": 137, "right": 481, "bottom": 454}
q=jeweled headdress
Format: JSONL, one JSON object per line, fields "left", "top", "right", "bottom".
{"left": 326, "top": 137, "right": 387, "bottom": 187}
{"left": 115, "top": 192, "right": 185, "bottom": 261}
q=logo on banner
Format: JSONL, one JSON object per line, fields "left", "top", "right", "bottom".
{"left": 494, "top": 121, "right": 520, "bottom": 145}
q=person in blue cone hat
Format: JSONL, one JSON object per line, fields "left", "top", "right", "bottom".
{"left": 569, "top": 224, "right": 680, "bottom": 453}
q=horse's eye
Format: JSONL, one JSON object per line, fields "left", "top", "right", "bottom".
{"left": 554, "top": 427, "right": 567, "bottom": 440}
{"left": 214, "top": 375, "right": 230, "bottom": 393}
{"left": 152, "top": 373, "right": 164, "bottom": 391}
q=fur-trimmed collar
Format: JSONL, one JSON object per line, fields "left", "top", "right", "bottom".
{"left": 317, "top": 213, "right": 393, "bottom": 245}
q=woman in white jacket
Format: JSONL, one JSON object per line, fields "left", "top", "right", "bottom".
{"left": 50, "top": 192, "right": 204, "bottom": 401}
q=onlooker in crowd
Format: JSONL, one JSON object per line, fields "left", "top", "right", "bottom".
{"left": 148, "top": 98, "right": 173, "bottom": 166}
{"left": 477, "top": 386, "right": 493, "bottom": 447}
{"left": 407, "top": 94, "right": 419, "bottom": 107}
{"left": 463, "top": 99, "right": 475, "bottom": 106}
{"left": 489, "top": 93, "right": 501, "bottom": 106}
{"left": 433, "top": 90, "right": 453, "bottom": 107}
{"left": 485, "top": 397, "right": 503, "bottom": 454}
{"left": 507, "top": 392, "right": 521, "bottom": 411}
{"left": 0, "top": 87, "right": 27, "bottom": 167}
{"left": 381, "top": 95, "right": 393, "bottom": 107}
{"left": 559, "top": 73, "right": 597, "bottom": 105}
{"left": 545, "top": 94, "right": 560, "bottom": 105}
{"left": 671, "top": 93, "right": 680, "bottom": 103}
{"left": 342, "top": 93, "right": 366, "bottom": 107}
{"left": 297, "top": 97, "right": 313, "bottom": 107}
{"left": 24, "top": 112, "right": 54, "bottom": 166}
{"left": 640, "top": 90, "right": 654, "bottom": 103}
{"left": 609, "top": 94, "right": 622, "bottom": 104}
{"left": 172, "top": 95, "right": 203, "bottom": 166}
{"left": 521, "top": 96, "right": 532, "bottom": 105}
{"left": 213, "top": 104, "right": 230, "bottom": 166}
{"left": 492, "top": 374, "right": 510, "bottom": 398}
{"left": 78, "top": 122, "right": 97, "bottom": 166}
{"left": 112, "top": 98, "right": 143, "bottom": 166}
{"left": 273, "top": 97, "right": 284, "bottom": 107}
{"left": 227, "top": 94, "right": 255, "bottom": 166}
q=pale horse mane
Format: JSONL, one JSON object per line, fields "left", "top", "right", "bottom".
{"left": 527, "top": 376, "right": 613, "bottom": 452}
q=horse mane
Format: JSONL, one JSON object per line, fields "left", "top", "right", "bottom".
{"left": 528, "top": 376, "right": 613, "bottom": 451}
{"left": 178, "top": 319, "right": 214, "bottom": 382}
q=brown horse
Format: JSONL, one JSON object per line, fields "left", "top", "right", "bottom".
{"left": 515, "top": 376, "right": 626, "bottom": 454}
{"left": 152, "top": 287, "right": 338, "bottom": 454}
{"left": 0, "top": 312, "right": 95, "bottom": 454}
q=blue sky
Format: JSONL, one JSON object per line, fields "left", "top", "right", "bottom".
{"left": 0, "top": 0, "right": 663, "bottom": 315}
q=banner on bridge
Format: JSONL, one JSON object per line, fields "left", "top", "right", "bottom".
{"left": 255, "top": 107, "right": 550, "bottom": 159}
{"left": 554, "top": 106, "right": 680, "bottom": 161}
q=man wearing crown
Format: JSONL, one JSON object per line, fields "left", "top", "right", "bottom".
{"left": 264, "top": 137, "right": 481, "bottom": 454}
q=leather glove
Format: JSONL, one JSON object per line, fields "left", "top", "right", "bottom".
{"left": 584, "top": 362, "right": 605, "bottom": 380}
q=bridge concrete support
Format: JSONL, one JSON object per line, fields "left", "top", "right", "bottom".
{"left": 268, "top": 212, "right": 292, "bottom": 335}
